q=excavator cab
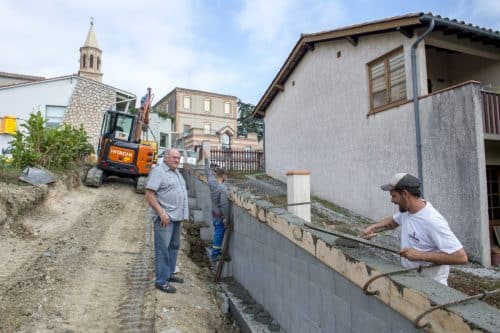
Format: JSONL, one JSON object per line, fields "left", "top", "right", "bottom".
{"left": 100, "top": 111, "right": 135, "bottom": 145}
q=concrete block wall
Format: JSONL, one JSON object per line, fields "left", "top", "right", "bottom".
{"left": 230, "top": 205, "right": 422, "bottom": 333}
{"left": 185, "top": 168, "right": 500, "bottom": 333}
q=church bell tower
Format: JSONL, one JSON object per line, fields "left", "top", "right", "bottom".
{"left": 78, "top": 18, "right": 103, "bottom": 82}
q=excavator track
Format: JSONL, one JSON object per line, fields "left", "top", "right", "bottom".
{"left": 85, "top": 166, "right": 105, "bottom": 188}
{"left": 136, "top": 176, "right": 148, "bottom": 194}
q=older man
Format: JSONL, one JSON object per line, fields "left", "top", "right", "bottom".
{"left": 145, "top": 148, "right": 188, "bottom": 293}
{"left": 361, "top": 173, "right": 467, "bottom": 285}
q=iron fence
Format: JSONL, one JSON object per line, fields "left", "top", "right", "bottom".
{"left": 210, "top": 149, "right": 264, "bottom": 173}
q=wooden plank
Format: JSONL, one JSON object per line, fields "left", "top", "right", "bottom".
{"left": 214, "top": 221, "right": 232, "bottom": 283}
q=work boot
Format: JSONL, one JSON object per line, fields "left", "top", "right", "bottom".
{"left": 168, "top": 276, "right": 184, "bottom": 283}
{"left": 155, "top": 283, "right": 176, "bottom": 293}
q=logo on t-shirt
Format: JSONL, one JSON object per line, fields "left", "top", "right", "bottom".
{"left": 409, "top": 231, "right": 420, "bottom": 243}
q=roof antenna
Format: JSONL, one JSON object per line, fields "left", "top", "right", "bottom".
{"left": 90, "top": 16, "right": 94, "bottom": 26}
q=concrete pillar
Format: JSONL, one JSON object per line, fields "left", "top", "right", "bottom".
{"left": 286, "top": 170, "right": 311, "bottom": 222}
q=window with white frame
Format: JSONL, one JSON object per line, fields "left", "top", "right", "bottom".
{"left": 221, "top": 133, "right": 230, "bottom": 149}
{"left": 224, "top": 101, "right": 231, "bottom": 114}
{"left": 45, "top": 105, "right": 66, "bottom": 128}
{"left": 183, "top": 96, "right": 191, "bottom": 109}
{"left": 203, "top": 123, "right": 211, "bottom": 134}
{"left": 203, "top": 99, "right": 211, "bottom": 112}
{"left": 367, "top": 47, "right": 407, "bottom": 113}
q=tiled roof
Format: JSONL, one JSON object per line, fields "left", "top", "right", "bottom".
{"left": 253, "top": 13, "right": 500, "bottom": 118}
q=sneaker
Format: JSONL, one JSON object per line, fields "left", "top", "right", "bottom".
{"left": 168, "top": 276, "right": 184, "bottom": 283}
{"left": 155, "top": 283, "right": 176, "bottom": 293}
{"left": 173, "top": 265, "right": 180, "bottom": 274}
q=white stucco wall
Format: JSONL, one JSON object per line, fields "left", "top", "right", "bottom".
{"left": 0, "top": 78, "right": 77, "bottom": 151}
{"left": 149, "top": 113, "right": 172, "bottom": 153}
{"left": 263, "top": 31, "right": 489, "bottom": 263}
{"left": 265, "top": 31, "right": 420, "bottom": 217}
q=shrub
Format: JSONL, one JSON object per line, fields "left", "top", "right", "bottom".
{"left": 9, "top": 112, "right": 94, "bottom": 170}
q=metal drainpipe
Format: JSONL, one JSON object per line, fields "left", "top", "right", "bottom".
{"left": 262, "top": 121, "right": 266, "bottom": 173}
{"left": 410, "top": 19, "right": 434, "bottom": 198}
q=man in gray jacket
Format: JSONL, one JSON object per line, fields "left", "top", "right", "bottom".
{"left": 203, "top": 147, "right": 229, "bottom": 262}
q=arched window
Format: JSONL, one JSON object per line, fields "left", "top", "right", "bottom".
{"left": 97, "top": 57, "right": 101, "bottom": 70}
{"left": 90, "top": 54, "right": 94, "bottom": 68}
{"left": 82, "top": 54, "right": 86, "bottom": 68}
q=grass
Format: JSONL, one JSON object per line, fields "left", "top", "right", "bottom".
{"left": 312, "top": 195, "right": 351, "bottom": 216}
{"left": 227, "top": 170, "right": 261, "bottom": 180}
{"left": 0, "top": 163, "right": 24, "bottom": 185}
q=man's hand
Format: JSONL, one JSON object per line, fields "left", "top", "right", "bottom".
{"left": 159, "top": 211, "right": 170, "bottom": 227}
{"left": 360, "top": 226, "right": 376, "bottom": 240}
{"left": 223, "top": 218, "right": 228, "bottom": 227}
{"left": 400, "top": 247, "right": 423, "bottom": 261}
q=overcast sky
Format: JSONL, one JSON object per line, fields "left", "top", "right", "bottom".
{"left": 1, "top": 0, "right": 499, "bottom": 106}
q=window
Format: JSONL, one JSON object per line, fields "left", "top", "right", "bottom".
{"left": 97, "top": 57, "right": 101, "bottom": 71}
{"left": 90, "top": 54, "right": 94, "bottom": 68}
{"left": 183, "top": 124, "right": 190, "bottom": 136}
{"left": 204, "top": 99, "right": 211, "bottom": 112}
{"left": 159, "top": 133, "right": 169, "bottom": 148}
{"left": 183, "top": 96, "right": 191, "bottom": 109}
{"left": 46, "top": 105, "right": 66, "bottom": 128}
{"left": 224, "top": 102, "right": 231, "bottom": 114}
{"left": 203, "top": 123, "right": 211, "bottom": 134}
{"left": 221, "top": 133, "right": 230, "bottom": 149}
{"left": 82, "top": 54, "right": 86, "bottom": 68}
{"left": 368, "top": 47, "right": 406, "bottom": 112}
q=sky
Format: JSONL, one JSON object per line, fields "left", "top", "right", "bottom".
{"left": 1, "top": 0, "right": 499, "bottom": 106}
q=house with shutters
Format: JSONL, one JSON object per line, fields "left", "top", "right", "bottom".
{"left": 253, "top": 13, "right": 500, "bottom": 266}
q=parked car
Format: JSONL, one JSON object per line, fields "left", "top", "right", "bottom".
{"left": 155, "top": 149, "right": 196, "bottom": 169}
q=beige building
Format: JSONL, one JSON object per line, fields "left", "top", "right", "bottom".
{"left": 153, "top": 87, "right": 259, "bottom": 150}
{"left": 78, "top": 19, "right": 103, "bottom": 82}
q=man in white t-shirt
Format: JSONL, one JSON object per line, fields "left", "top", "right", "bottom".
{"left": 361, "top": 173, "right": 468, "bottom": 285}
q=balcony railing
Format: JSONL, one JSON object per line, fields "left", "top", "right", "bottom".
{"left": 482, "top": 91, "right": 500, "bottom": 135}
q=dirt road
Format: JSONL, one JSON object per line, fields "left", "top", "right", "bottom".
{"left": 0, "top": 179, "right": 231, "bottom": 332}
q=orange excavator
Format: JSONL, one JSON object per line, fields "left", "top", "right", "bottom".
{"left": 85, "top": 88, "right": 156, "bottom": 193}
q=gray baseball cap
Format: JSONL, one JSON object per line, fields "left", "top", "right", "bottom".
{"left": 381, "top": 173, "right": 421, "bottom": 191}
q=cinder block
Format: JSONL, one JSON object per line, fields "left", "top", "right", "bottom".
{"left": 333, "top": 273, "right": 351, "bottom": 302}
{"left": 188, "top": 197, "right": 197, "bottom": 209}
{"left": 351, "top": 308, "right": 389, "bottom": 333}
{"left": 333, "top": 294, "right": 351, "bottom": 330}
{"left": 308, "top": 260, "right": 336, "bottom": 291}
{"left": 200, "top": 225, "right": 212, "bottom": 241}
{"left": 190, "top": 209, "right": 204, "bottom": 223}
{"left": 307, "top": 281, "right": 323, "bottom": 326}
{"left": 320, "top": 291, "right": 337, "bottom": 331}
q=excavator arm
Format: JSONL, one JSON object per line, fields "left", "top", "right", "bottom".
{"left": 133, "top": 88, "right": 153, "bottom": 142}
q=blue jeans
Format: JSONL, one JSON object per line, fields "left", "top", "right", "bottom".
{"left": 153, "top": 218, "right": 181, "bottom": 286}
{"left": 211, "top": 217, "right": 225, "bottom": 261}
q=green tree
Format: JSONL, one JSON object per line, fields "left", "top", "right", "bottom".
{"left": 237, "top": 100, "right": 263, "bottom": 140}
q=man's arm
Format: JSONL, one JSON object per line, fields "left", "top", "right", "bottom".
{"left": 204, "top": 158, "right": 216, "bottom": 186}
{"left": 220, "top": 187, "right": 229, "bottom": 224}
{"left": 400, "top": 247, "right": 468, "bottom": 265}
{"left": 145, "top": 189, "right": 170, "bottom": 226}
{"left": 361, "top": 216, "right": 398, "bottom": 239}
